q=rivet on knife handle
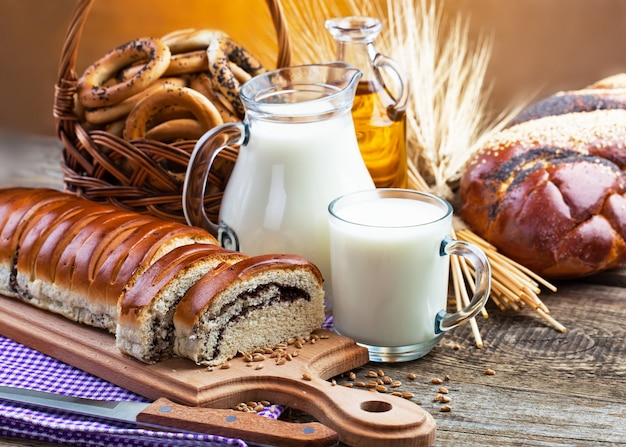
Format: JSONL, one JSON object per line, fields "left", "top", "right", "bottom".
{"left": 137, "top": 397, "right": 339, "bottom": 447}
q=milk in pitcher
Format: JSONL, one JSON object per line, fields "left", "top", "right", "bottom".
{"left": 219, "top": 110, "right": 374, "bottom": 295}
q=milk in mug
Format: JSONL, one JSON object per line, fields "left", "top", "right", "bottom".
{"left": 329, "top": 195, "right": 451, "bottom": 347}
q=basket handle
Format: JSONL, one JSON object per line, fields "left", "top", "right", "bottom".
{"left": 54, "top": 0, "right": 291, "bottom": 126}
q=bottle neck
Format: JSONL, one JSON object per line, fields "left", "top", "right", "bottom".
{"left": 335, "top": 40, "right": 378, "bottom": 82}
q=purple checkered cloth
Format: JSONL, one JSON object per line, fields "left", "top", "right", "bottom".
{"left": 0, "top": 316, "right": 335, "bottom": 446}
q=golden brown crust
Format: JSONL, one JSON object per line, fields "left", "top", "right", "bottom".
{"left": 119, "top": 244, "right": 240, "bottom": 313}
{"left": 160, "top": 28, "right": 227, "bottom": 54}
{"left": 84, "top": 77, "right": 187, "bottom": 125}
{"left": 174, "top": 254, "right": 323, "bottom": 327}
{"left": 206, "top": 37, "right": 266, "bottom": 118}
{"left": 1, "top": 188, "right": 218, "bottom": 325}
{"left": 123, "top": 85, "right": 223, "bottom": 140}
{"left": 77, "top": 37, "right": 171, "bottom": 108}
{"left": 460, "top": 109, "right": 626, "bottom": 278}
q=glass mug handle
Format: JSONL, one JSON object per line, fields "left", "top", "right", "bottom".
{"left": 435, "top": 236, "right": 491, "bottom": 334}
{"left": 372, "top": 52, "right": 410, "bottom": 122}
{"left": 182, "top": 122, "right": 248, "bottom": 251}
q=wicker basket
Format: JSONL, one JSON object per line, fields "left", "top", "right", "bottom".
{"left": 53, "top": 0, "right": 291, "bottom": 223}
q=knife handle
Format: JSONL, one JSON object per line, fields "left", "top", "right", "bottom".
{"left": 137, "top": 397, "right": 338, "bottom": 447}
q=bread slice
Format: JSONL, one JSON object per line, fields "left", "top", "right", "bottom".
{"left": 173, "top": 254, "right": 326, "bottom": 366}
{"left": 116, "top": 244, "right": 247, "bottom": 363}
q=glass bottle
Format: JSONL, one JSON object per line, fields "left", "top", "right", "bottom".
{"left": 326, "top": 16, "right": 410, "bottom": 188}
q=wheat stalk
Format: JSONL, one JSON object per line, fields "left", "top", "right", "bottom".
{"left": 274, "top": 0, "right": 564, "bottom": 343}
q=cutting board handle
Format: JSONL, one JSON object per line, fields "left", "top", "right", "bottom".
{"left": 209, "top": 374, "right": 437, "bottom": 447}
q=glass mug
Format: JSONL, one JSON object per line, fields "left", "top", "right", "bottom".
{"left": 328, "top": 189, "right": 491, "bottom": 362}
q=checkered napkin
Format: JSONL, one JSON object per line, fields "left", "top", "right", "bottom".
{"left": 0, "top": 336, "right": 280, "bottom": 447}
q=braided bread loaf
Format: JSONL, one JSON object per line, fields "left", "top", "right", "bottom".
{"left": 1, "top": 188, "right": 325, "bottom": 365}
{"left": 460, "top": 75, "right": 626, "bottom": 279}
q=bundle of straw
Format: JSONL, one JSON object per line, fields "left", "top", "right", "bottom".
{"left": 277, "top": 0, "right": 566, "bottom": 346}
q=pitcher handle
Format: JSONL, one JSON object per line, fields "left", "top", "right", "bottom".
{"left": 183, "top": 122, "right": 247, "bottom": 245}
{"left": 434, "top": 236, "right": 491, "bottom": 334}
{"left": 372, "top": 53, "right": 410, "bottom": 122}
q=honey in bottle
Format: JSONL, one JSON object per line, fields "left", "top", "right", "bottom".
{"left": 326, "top": 16, "right": 410, "bottom": 188}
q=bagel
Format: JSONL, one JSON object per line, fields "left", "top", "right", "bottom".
{"left": 189, "top": 72, "right": 240, "bottom": 123}
{"left": 161, "top": 28, "right": 227, "bottom": 54}
{"left": 206, "top": 37, "right": 266, "bottom": 117}
{"left": 145, "top": 118, "right": 205, "bottom": 142}
{"left": 77, "top": 37, "right": 171, "bottom": 108}
{"left": 123, "top": 85, "right": 223, "bottom": 140}
{"left": 460, "top": 107, "right": 626, "bottom": 279}
{"left": 84, "top": 77, "right": 187, "bottom": 125}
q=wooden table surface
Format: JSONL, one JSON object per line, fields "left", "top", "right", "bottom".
{"left": 0, "top": 133, "right": 625, "bottom": 447}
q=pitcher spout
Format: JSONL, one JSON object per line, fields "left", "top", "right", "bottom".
{"left": 239, "top": 63, "right": 363, "bottom": 120}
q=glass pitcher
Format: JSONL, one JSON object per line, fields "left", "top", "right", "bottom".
{"left": 326, "top": 16, "right": 410, "bottom": 188}
{"left": 183, "top": 63, "right": 375, "bottom": 304}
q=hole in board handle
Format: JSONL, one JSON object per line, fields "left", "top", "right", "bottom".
{"left": 360, "top": 400, "right": 393, "bottom": 413}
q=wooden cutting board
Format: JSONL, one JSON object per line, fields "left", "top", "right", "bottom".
{"left": 0, "top": 294, "right": 436, "bottom": 447}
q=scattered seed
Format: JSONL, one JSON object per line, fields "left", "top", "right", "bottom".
{"left": 440, "top": 405, "right": 452, "bottom": 412}
{"left": 401, "top": 392, "right": 414, "bottom": 399}
{"left": 366, "top": 371, "right": 378, "bottom": 378}
{"left": 348, "top": 372, "right": 357, "bottom": 381}
{"left": 220, "top": 362, "right": 231, "bottom": 369}
{"left": 331, "top": 379, "right": 337, "bottom": 386}
{"left": 343, "top": 382, "right": 354, "bottom": 388}
{"left": 302, "top": 372, "right": 312, "bottom": 381}
{"left": 355, "top": 381, "right": 366, "bottom": 388}
{"left": 382, "top": 376, "right": 393, "bottom": 384}
{"left": 438, "top": 387, "right": 449, "bottom": 394}
{"left": 255, "top": 363, "right": 264, "bottom": 370}
{"left": 391, "top": 380, "right": 402, "bottom": 388}
{"left": 391, "top": 391, "right": 403, "bottom": 397}
{"left": 441, "top": 395, "right": 451, "bottom": 403}
{"left": 444, "top": 374, "right": 451, "bottom": 381}
{"left": 276, "top": 357, "right": 286, "bottom": 366}
{"left": 434, "top": 393, "right": 444, "bottom": 402}
{"left": 485, "top": 369, "right": 496, "bottom": 375}
{"left": 254, "top": 404, "right": 265, "bottom": 412}
{"left": 452, "top": 342, "right": 460, "bottom": 350}
{"left": 260, "top": 400, "right": 271, "bottom": 406}
{"left": 376, "top": 385, "right": 388, "bottom": 393}
{"left": 366, "top": 381, "right": 378, "bottom": 388}
{"left": 431, "top": 378, "right": 443, "bottom": 384}
{"left": 407, "top": 373, "right": 417, "bottom": 380}
{"left": 377, "top": 369, "right": 385, "bottom": 377}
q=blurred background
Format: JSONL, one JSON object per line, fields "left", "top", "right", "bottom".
{"left": 2, "top": 0, "right": 626, "bottom": 137}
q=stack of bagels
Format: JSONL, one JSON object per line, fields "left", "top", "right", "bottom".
{"left": 0, "top": 187, "right": 325, "bottom": 366}
{"left": 460, "top": 74, "right": 626, "bottom": 279}
{"left": 75, "top": 29, "right": 264, "bottom": 142}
